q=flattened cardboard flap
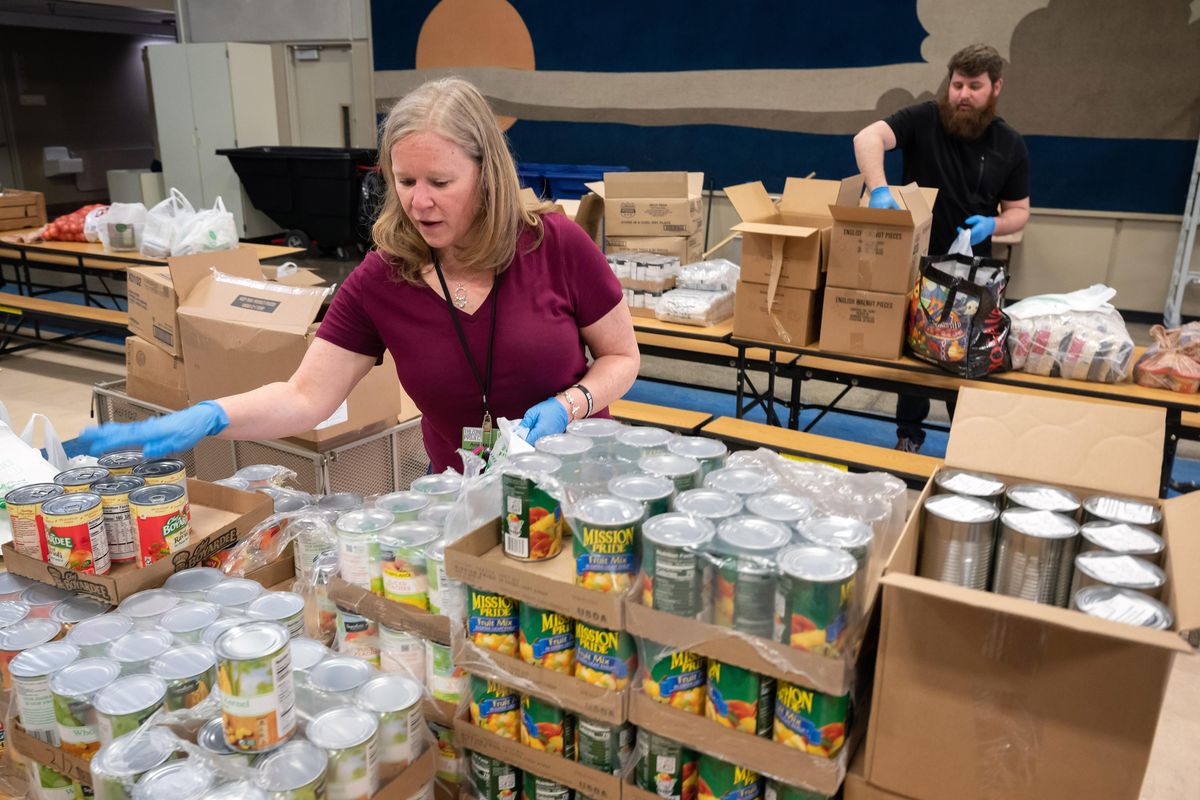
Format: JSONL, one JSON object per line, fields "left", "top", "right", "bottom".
{"left": 167, "top": 248, "right": 262, "bottom": 302}
{"left": 724, "top": 181, "right": 778, "bottom": 222}
{"left": 603, "top": 171, "right": 699, "bottom": 198}
{"left": 945, "top": 388, "right": 1164, "bottom": 499}
{"left": 778, "top": 176, "right": 844, "bottom": 218}
{"left": 1162, "top": 490, "right": 1200, "bottom": 641}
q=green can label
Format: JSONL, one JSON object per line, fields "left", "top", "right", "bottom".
{"left": 714, "top": 560, "right": 776, "bottom": 638}
{"left": 502, "top": 472, "right": 563, "bottom": 561}
{"left": 764, "top": 779, "right": 828, "bottom": 800}
{"left": 705, "top": 660, "right": 774, "bottom": 737}
{"left": 431, "top": 723, "right": 462, "bottom": 784}
{"left": 380, "top": 541, "right": 429, "bottom": 609}
{"left": 30, "top": 763, "right": 75, "bottom": 800}
{"left": 640, "top": 541, "right": 707, "bottom": 617}
{"left": 52, "top": 694, "right": 100, "bottom": 760}
{"left": 574, "top": 521, "right": 636, "bottom": 593}
{"left": 574, "top": 622, "right": 636, "bottom": 690}
{"left": 575, "top": 717, "right": 633, "bottom": 773}
{"left": 520, "top": 695, "right": 576, "bottom": 758}
{"left": 469, "top": 676, "right": 520, "bottom": 740}
{"left": 163, "top": 667, "right": 216, "bottom": 711}
{"left": 697, "top": 754, "right": 761, "bottom": 800}
{"left": 98, "top": 697, "right": 164, "bottom": 744}
{"left": 635, "top": 733, "right": 697, "bottom": 800}
{"left": 522, "top": 772, "right": 573, "bottom": 800}
{"left": 644, "top": 648, "right": 705, "bottom": 714}
{"left": 470, "top": 752, "right": 519, "bottom": 800}
{"left": 518, "top": 604, "right": 575, "bottom": 674}
{"left": 772, "top": 680, "right": 849, "bottom": 758}
{"left": 775, "top": 572, "right": 854, "bottom": 657}
{"left": 468, "top": 589, "right": 518, "bottom": 657}
{"left": 427, "top": 641, "right": 466, "bottom": 704}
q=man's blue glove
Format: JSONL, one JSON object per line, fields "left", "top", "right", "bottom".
{"left": 76, "top": 400, "right": 230, "bottom": 459}
{"left": 959, "top": 215, "right": 996, "bottom": 246}
{"left": 868, "top": 186, "right": 900, "bottom": 210}
{"left": 520, "top": 398, "right": 569, "bottom": 445}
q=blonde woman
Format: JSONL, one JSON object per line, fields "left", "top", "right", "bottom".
{"left": 80, "top": 78, "right": 639, "bottom": 470}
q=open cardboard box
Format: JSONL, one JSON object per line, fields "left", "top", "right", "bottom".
{"left": 444, "top": 519, "right": 624, "bottom": 630}
{"left": 827, "top": 176, "right": 937, "bottom": 295}
{"left": 377, "top": 745, "right": 437, "bottom": 800}
{"left": 9, "top": 722, "right": 91, "bottom": 785}
{"left": 606, "top": 232, "right": 703, "bottom": 265}
{"left": 865, "top": 388, "right": 1200, "bottom": 800}
{"left": 586, "top": 172, "right": 705, "bottom": 238}
{"left": 326, "top": 576, "right": 452, "bottom": 645}
{"left": 0, "top": 480, "right": 271, "bottom": 604}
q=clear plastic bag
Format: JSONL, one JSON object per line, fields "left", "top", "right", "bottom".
{"left": 141, "top": 187, "right": 195, "bottom": 258}
{"left": 655, "top": 289, "right": 735, "bottom": 326}
{"left": 171, "top": 196, "right": 238, "bottom": 255}
{"left": 83, "top": 205, "right": 108, "bottom": 243}
{"left": 1006, "top": 285, "right": 1134, "bottom": 382}
{"left": 677, "top": 258, "right": 740, "bottom": 292}
{"left": 1133, "top": 324, "right": 1200, "bottom": 393}
{"left": 98, "top": 202, "right": 147, "bottom": 252}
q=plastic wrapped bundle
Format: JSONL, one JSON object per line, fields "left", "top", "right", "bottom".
{"left": 1134, "top": 323, "right": 1200, "bottom": 393}
{"left": 655, "top": 289, "right": 735, "bottom": 326}
{"left": 677, "top": 259, "right": 740, "bottom": 292}
{"left": 1006, "top": 286, "right": 1135, "bottom": 383}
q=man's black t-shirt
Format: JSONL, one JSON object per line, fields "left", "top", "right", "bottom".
{"left": 884, "top": 101, "right": 1029, "bottom": 256}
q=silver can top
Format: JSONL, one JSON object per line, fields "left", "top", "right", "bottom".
{"left": 356, "top": 673, "right": 423, "bottom": 714}
{"left": 1080, "top": 522, "right": 1165, "bottom": 557}
{"left": 306, "top": 705, "right": 379, "bottom": 750}
{"left": 132, "top": 760, "right": 214, "bottom": 800}
{"left": 1073, "top": 585, "right": 1174, "bottom": 630}
{"left": 703, "top": 467, "right": 774, "bottom": 496}
{"left": 1074, "top": 551, "right": 1166, "bottom": 591}
{"left": 214, "top": 620, "right": 289, "bottom": 662}
{"left": 744, "top": 492, "right": 815, "bottom": 524}
{"left": 1082, "top": 495, "right": 1163, "bottom": 528}
{"left": 642, "top": 513, "right": 718, "bottom": 549}
{"left": 308, "top": 655, "right": 372, "bottom": 693}
{"left": 673, "top": 489, "right": 743, "bottom": 520}
{"left": 163, "top": 567, "right": 225, "bottom": 595}
{"left": 1006, "top": 484, "right": 1080, "bottom": 514}
{"left": 924, "top": 493, "right": 1000, "bottom": 524}
{"left": 107, "top": 630, "right": 174, "bottom": 664}
{"left": 9, "top": 640, "right": 79, "bottom": 679}
{"left": 778, "top": 544, "right": 858, "bottom": 583}
{"left": 1000, "top": 508, "right": 1080, "bottom": 539}
{"left": 49, "top": 656, "right": 121, "bottom": 697}
{"left": 93, "top": 674, "right": 167, "bottom": 716}
{"left": 254, "top": 739, "right": 329, "bottom": 792}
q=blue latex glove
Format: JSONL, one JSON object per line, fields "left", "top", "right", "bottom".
{"left": 959, "top": 215, "right": 996, "bottom": 246}
{"left": 520, "top": 398, "right": 569, "bottom": 445}
{"left": 868, "top": 186, "right": 900, "bottom": 210}
{"left": 76, "top": 400, "right": 230, "bottom": 459}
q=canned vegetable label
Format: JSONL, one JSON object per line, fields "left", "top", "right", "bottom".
{"left": 574, "top": 622, "right": 636, "bottom": 690}
{"left": 576, "top": 717, "right": 633, "bottom": 773}
{"left": 572, "top": 498, "right": 639, "bottom": 593}
{"left": 5, "top": 484, "right": 62, "bottom": 560}
{"left": 520, "top": 695, "right": 576, "bottom": 757}
{"left": 52, "top": 692, "right": 101, "bottom": 760}
{"left": 697, "top": 755, "right": 761, "bottom": 800}
{"left": 92, "top": 478, "right": 143, "bottom": 564}
{"left": 28, "top": 761, "right": 76, "bottom": 800}
{"left": 502, "top": 470, "right": 563, "bottom": 561}
{"left": 318, "top": 724, "right": 379, "bottom": 800}
{"left": 430, "top": 723, "right": 462, "bottom": 783}
{"left": 380, "top": 625, "right": 426, "bottom": 683}
{"left": 128, "top": 485, "right": 189, "bottom": 567}
{"left": 522, "top": 773, "right": 572, "bottom": 800}
{"left": 705, "top": 661, "right": 774, "bottom": 737}
{"left": 636, "top": 733, "right": 697, "bottom": 800}
{"left": 470, "top": 752, "right": 519, "bottom": 800}
{"left": 43, "top": 495, "right": 110, "bottom": 576}
{"left": 336, "top": 609, "right": 380, "bottom": 667}
{"left": 518, "top": 604, "right": 575, "bottom": 674}
{"left": 97, "top": 685, "right": 165, "bottom": 744}
{"left": 216, "top": 624, "right": 297, "bottom": 752}
{"left": 468, "top": 589, "right": 518, "bottom": 656}
{"left": 379, "top": 535, "right": 432, "bottom": 609}
{"left": 469, "top": 675, "right": 520, "bottom": 740}
{"left": 772, "top": 681, "right": 848, "bottom": 758}
{"left": 426, "top": 641, "right": 465, "bottom": 703}
{"left": 644, "top": 647, "right": 705, "bottom": 714}
{"left": 775, "top": 548, "right": 856, "bottom": 657}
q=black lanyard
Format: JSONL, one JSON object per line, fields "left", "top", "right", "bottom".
{"left": 431, "top": 252, "right": 500, "bottom": 426}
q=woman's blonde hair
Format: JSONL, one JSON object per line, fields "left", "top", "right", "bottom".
{"left": 372, "top": 77, "right": 551, "bottom": 283}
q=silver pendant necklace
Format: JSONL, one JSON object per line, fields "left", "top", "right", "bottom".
{"left": 453, "top": 285, "right": 468, "bottom": 309}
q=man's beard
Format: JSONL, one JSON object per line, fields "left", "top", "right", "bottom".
{"left": 938, "top": 88, "right": 997, "bottom": 141}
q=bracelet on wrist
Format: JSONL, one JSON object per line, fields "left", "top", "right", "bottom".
{"left": 571, "top": 383, "right": 594, "bottom": 418}
{"left": 557, "top": 391, "right": 580, "bottom": 422}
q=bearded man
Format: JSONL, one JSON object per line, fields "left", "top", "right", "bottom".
{"left": 852, "top": 43, "right": 1030, "bottom": 453}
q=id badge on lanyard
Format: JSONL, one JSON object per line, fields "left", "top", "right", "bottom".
{"left": 461, "top": 413, "right": 499, "bottom": 457}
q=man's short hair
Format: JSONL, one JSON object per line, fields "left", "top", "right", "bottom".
{"left": 947, "top": 44, "right": 1004, "bottom": 83}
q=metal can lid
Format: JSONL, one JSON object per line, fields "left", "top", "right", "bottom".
{"left": 703, "top": 467, "right": 773, "bottom": 496}
{"left": 49, "top": 656, "right": 121, "bottom": 697}
{"left": 93, "top": 725, "right": 178, "bottom": 777}
{"left": 201, "top": 617, "right": 246, "bottom": 648}
{"left": 378, "top": 522, "right": 442, "bottom": 550}
{"left": 934, "top": 469, "right": 1006, "bottom": 498}
{"left": 566, "top": 418, "right": 624, "bottom": 440}
{"left": 1080, "top": 522, "right": 1165, "bottom": 556}
{"left": 673, "top": 489, "right": 743, "bottom": 519}
{"left": 535, "top": 433, "right": 593, "bottom": 458}
{"left": 642, "top": 513, "right": 717, "bottom": 548}
{"left": 1082, "top": 495, "right": 1163, "bottom": 527}
{"left": 616, "top": 426, "right": 673, "bottom": 449}
{"left": 235, "top": 464, "right": 280, "bottom": 482}
{"left": 150, "top": 644, "right": 216, "bottom": 680}
{"left": 318, "top": 492, "right": 366, "bottom": 511}
{"left": 158, "top": 601, "right": 221, "bottom": 634}
{"left": 1000, "top": 507, "right": 1080, "bottom": 539}
{"left": 214, "top": 620, "right": 289, "bottom": 662}
{"left": 108, "top": 630, "right": 174, "bottom": 663}
{"left": 254, "top": 739, "right": 329, "bottom": 791}
{"left": 51, "top": 595, "right": 112, "bottom": 625}
{"left": 778, "top": 544, "right": 858, "bottom": 583}
{"left": 306, "top": 705, "right": 379, "bottom": 750}
{"left": 357, "top": 673, "right": 423, "bottom": 713}
{"left": 10, "top": 640, "right": 79, "bottom": 678}
{"left": 212, "top": 477, "right": 251, "bottom": 490}
{"left": 119, "top": 589, "right": 180, "bottom": 620}
{"left": 309, "top": 655, "right": 372, "bottom": 693}
{"left": 66, "top": 613, "right": 133, "bottom": 647}
{"left": 507, "top": 453, "right": 564, "bottom": 476}
{"left": 0, "top": 601, "right": 31, "bottom": 628}
{"left": 201, "top": 781, "right": 268, "bottom": 800}
{"left": 132, "top": 459, "right": 186, "bottom": 479}
{"left": 376, "top": 491, "right": 431, "bottom": 515}
{"left": 205, "top": 578, "right": 264, "bottom": 608}
{"left": 266, "top": 490, "right": 312, "bottom": 514}
{"left": 715, "top": 516, "right": 793, "bottom": 553}
{"left": 128, "top": 483, "right": 186, "bottom": 506}
{"left": 639, "top": 453, "right": 701, "bottom": 478}
{"left": 164, "top": 567, "right": 225, "bottom": 594}
{"left": 5, "top": 483, "right": 64, "bottom": 506}
{"left": 93, "top": 674, "right": 167, "bottom": 715}
{"left": 0, "top": 572, "right": 34, "bottom": 596}
{"left": 418, "top": 504, "right": 452, "bottom": 526}
{"left": 55, "top": 467, "right": 112, "bottom": 487}
{"left": 1006, "top": 484, "right": 1080, "bottom": 513}
{"left": 745, "top": 492, "right": 815, "bottom": 523}
{"left": 197, "top": 716, "right": 238, "bottom": 755}
{"left": 608, "top": 473, "right": 675, "bottom": 502}
{"left": 924, "top": 493, "right": 1000, "bottom": 524}
{"left": 289, "top": 637, "right": 330, "bottom": 673}
{"left": 21, "top": 583, "right": 73, "bottom": 607}
{"left": 667, "top": 436, "right": 728, "bottom": 460}
{"left": 335, "top": 507, "right": 394, "bottom": 534}
{"left": 41, "top": 491, "right": 102, "bottom": 516}
{"left": 411, "top": 474, "right": 463, "bottom": 495}
{"left": 90, "top": 476, "right": 146, "bottom": 496}
{"left": 571, "top": 495, "right": 643, "bottom": 527}
{"left": 798, "top": 516, "right": 875, "bottom": 552}
{"left": 248, "top": 591, "right": 306, "bottom": 622}
{"left": 132, "top": 760, "right": 214, "bottom": 800}
{"left": 97, "top": 450, "right": 144, "bottom": 470}
{"left": 1073, "top": 585, "right": 1174, "bottom": 629}
{"left": 1074, "top": 551, "right": 1166, "bottom": 590}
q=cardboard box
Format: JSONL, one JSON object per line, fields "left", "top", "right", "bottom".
{"left": 125, "top": 334, "right": 188, "bottom": 410}
{"left": 377, "top": 745, "right": 437, "bottom": 800}
{"left": 827, "top": 176, "right": 937, "bottom": 294}
{"left": 0, "top": 480, "right": 271, "bottom": 605}
{"left": 444, "top": 519, "right": 624, "bottom": 630}
{"left": 327, "top": 575, "right": 451, "bottom": 645}
{"left": 845, "top": 746, "right": 911, "bottom": 800}
{"left": 606, "top": 232, "right": 704, "bottom": 265}
{"left": 819, "top": 288, "right": 908, "bottom": 360}
{"left": 588, "top": 172, "right": 705, "bottom": 238}
{"left": 865, "top": 388, "right": 1200, "bottom": 800}
{"left": 629, "top": 306, "right": 658, "bottom": 319}
{"left": 619, "top": 276, "right": 676, "bottom": 293}
{"left": 732, "top": 280, "right": 819, "bottom": 347}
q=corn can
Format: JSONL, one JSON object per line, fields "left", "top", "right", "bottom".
{"left": 378, "top": 522, "right": 439, "bottom": 609}
{"left": 42, "top": 492, "right": 111, "bottom": 575}
{"left": 426, "top": 640, "right": 466, "bottom": 704}
{"left": 569, "top": 495, "right": 641, "bottom": 593}
{"left": 469, "top": 751, "right": 520, "bottom": 800}
{"left": 774, "top": 545, "right": 858, "bottom": 657}
{"left": 520, "top": 694, "right": 576, "bottom": 757}
{"left": 430, "top": 722, "right": 462, "bottom": 784}
{"left": 335, "top": 608, "right": 380, "bottom": 666}
{"left": 96, "top": 450, "right": 143, "bottom": 476}
{"left": 357, "top": 674, "right": 423, "bottom": 768}
{"left": 772, "top": 680, "right": 848, "bottom": 758}
{"left": 640, "top": 514, "right": 717, "bottom": 618}
{"left": 696, "top": 754, "right": 761, "bottom": 800}
{"left": 90, "top": 725, "right": 179, "bottom": 800}
{"left": 215, "top": 621, "right": 297, "bottom": 752}
{"left": 635, "top": 733, "right": 697, "bottom": 800}
{"left": 54, "top": 467, "right": 111, "bottom": 494}
{"left": 469, "top": 675, "right": 520, "bottom": 740}
{"left": 705, "top": 660, "right": 774, "bottom": 737}
{"left": 518, "top": 603, "right": 575, "bottom": 673}
{"left": 195, "top": 716, "right": 252, "bottom": 768}
{"left": 49, "top": 656, "right": 121, "bottom": 760}
{"left": 467, "top": 588, "right": 518, "bottom": 656}
{"left": 336, "top": 508, "right": 391, "bottom": 596}
{"left": 522, "top": 773, "right": 573, "bottom": 800}
{"left": 306, "top": 705, "right": 380, "bottom": 800}
{"left": 575, "top": 716, "right": 634, "bottom": 774}
{"left": 107, "top": 629, "right": 173, "bottom": 676}
{"left": 150, "top": 644, "right": 217, "bottom": 711}
{"left": 574, "top": 622, "right": 636, "bottom": 690}
{"left": 93, "top": 674, "right": 166, "bottom": 744}
{"left": 502, "top": 456, "right": 564, "bottom": 561}
{"left": 90, "top": 476, "right": 145, "bottom": 565}
{"left": 10, "top": 641, "right": 80, "bottom": 745}
{"left": 712, "top": 518, "right": 792, "bottom": 638}
{"left": 5, "top": 483, "right": 63, "bottom": 560}
{"left": 254, "top": 739, "right": 329, "bottom": 800}
{"left": 132, "top": 459, "right": 186, "bottom": 488}
{"left": 127, "top": 484, "right": 189, "bottom": 567}
{"left": 642, "top": 642, "right": 705, "bottom": 714}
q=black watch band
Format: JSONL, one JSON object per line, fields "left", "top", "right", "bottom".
{"left": 571, "top": 383, "right": 594, "bottom": 418}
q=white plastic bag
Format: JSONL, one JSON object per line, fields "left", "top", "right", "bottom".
{"left": 98, "top": 202, "right": 147, "bottom": 252}
{"left": 83, "top": 206, "right": 108, "bottom": 243}
{"left": 19, "top": 412, "right": 69, "bottom": 471}
{"left": 141, "top": 188, "right": 195, "bottom": 258}
{"left": 947, "top": 227, "right": 973, "bottom": 257}
{"left": 1006, "top": 285, "right": 1134, "bottom": 382}
{"left": 171, "top": 196, "right": 238, "bottom": 256}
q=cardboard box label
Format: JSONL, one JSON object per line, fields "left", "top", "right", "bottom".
{"left": 231, "top": 294, "right": 281, "bottom": 313}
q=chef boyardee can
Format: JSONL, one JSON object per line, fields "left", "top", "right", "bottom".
{"left": 502, "top": 456, "right": 564, "bottom": 561}
{"left": 773, "top": 680, "right": 848, "bottom": 758}
{"left": 5, "top": 483, "right": 63, "bottom": 560}
{"left": 215, "top": 620, "right": 297, "bottom": 752}
{"left": 640, "top": 514, "right": 717, "bottom": 618}
{"left": 468, "top": 588, "right": 518, "bottom": 657}
{"left": 518, "top": 603, "right": 575, "bottom": 674}
{"left": 775, "top": 545, "right": 858, "bottom": 657}
{"left": 150, "top": 644, "right": 217, "bottom": 711}
{"left": 712, "top": 518, "right": 792, "bottom": 638}
{"left": 576, "top": 716, "right": 633, "bottom": 774}
{"left": 469, "top": 675, "right": 520, "bottom": 740}
{"left": 132, "top": 458, "right": 186, "bottom": 488}
{"left": 705, "top": 660, "right": 774, "bottom": 737}
{"left": 642, "top": 642, "right": 705, "bottom": 714}
{"left": 574, "top": 621, "right": 636, "bottom": 690}
{"left": 90, "top": 476, "right": 145, "bottom": 565}
{"left": 43, "top": 492, "right": 111, "bottom": 575}
{"left": 697, "top": 754, "right": 761, "bottom": 800}
{"left": 97, "top": 450, "right": 143, "bottom": 477}
{"left": 93, "top": 674, "right": 167, "bottom": 744}
{"left": 55, "top": 467, "right": 112, "bottom": 494}
{"left": 520, "top": 694, "right": 576, "bottom": 757}
{"left": 254, "top": 739, "right": 329, "bottom": 800}
{"left": 306, "top": 705, "right": 381, "bottom": 800}
{"left": 608, "top": 473, "right": 675, "bottom": 519}
{"left": 378, "top": 521, "right": 439, "bottom": 609}
{"left": 470, "top": 751, "right": 520, "bottom": 800}
{"left": 569, "top": 495, "right": 642, "bottom": 594}
{"left": 128, "top": 484, "right": 189, "bottom": 567}
{"left": 635, "top": 733, "right": 697, "bottom": 800}
{"left": 522, "top": 772, "right": 573, "bottom": 800}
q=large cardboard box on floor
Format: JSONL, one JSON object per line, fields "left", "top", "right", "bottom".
{"left": 125, "top": 334, "right": 188, "bottom": 409}
{"left": 866, "top": 388, "right": 1200, "bottom": 800}
{"left": 732, "top": 280, "right": 819, "bottom": 347}
{"left": 606, "top": 231, "right": 703, "bottom": 265}
{"left": 587, "top": 172, "right": 704, "bottom": 238}
{"left": 827, "top": 176, "right": 936, "bottom": 294}
{"left": 819, "top": 287, "right": 908, "bottom": 359}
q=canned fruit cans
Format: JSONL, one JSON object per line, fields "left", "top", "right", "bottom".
{"left": 335, "top": 609, "right": 380, "bottom": 666}
{"left": 470, "top": 675, "right": 520, "bottom": 740}
{"left": 470, "top": 751, "right": 520, "bottom": 800}
{"left": 356, "top": 674, "right": 423, "bottom": 767}
{"left": 640, "top": 514, "right": 717, "bottom": 617}
{"left": 163, "top": 567, "right": 224, "bottom": 601}
{"left": 574, "top": 622, "right": 636, "bottom": 690}
{"left": 336, "top": 508, "right": 392, "bottom": 596}
{"left": 66, "top": 614, "right": 132, "bottom": 659}
{"left": 772, "top": 680, "right": 848, "bottom": 758}
{"left": 96, "top": 450, "right": 143, "bottom": 476}
{"left": 378, "top": 522, "right": 440, "bottom": 608}
{"left": 535, "top": 433, "right": 594, "bottom": 464}
{"left": 426, "top": 640, "right": 466, "bottom": 703}
{"left": 774, "top": 545, "right": 858, "bottom": 657}
{"left": 642, "top": 642, "right": 705, "bottom": 714}
{"left": 608, "top": 474, "right": 675, "bottom": 518}
{"left": 93, "top": 674, "right": 167, "bottom": 744}
{"left": 5, "top": 483, "right": 63, "bottom": 560}
{"left": 131, "top": 760, "right": 214, "bottom": 800}
{"left": 107, "top": 630, "right": 173, "bottom": 676}
{"left": 380, "top": 624, "right": 426, "bottom": 682}
{"left": 248, "top": 592, "right": 307, "bottom": 638}
{"left": 118, "top": 589, "right": 179, "bottom": 630}
{"left": 616, "top": 426, "right": 673, "bottom": 462}
{"left": 744, "top": 493, "right": 815, "bottom": 527}
{"left": 520, "top": 695, "right": 576, "bottom": 756}
{"left": 306, "top": 706, "right": 381, "bottom": 800}
{"left": 1072, "top": 585, "right": 1174, "bottom": 629}
{"left": 696, "top": 755, "right": 761, "bottom": 800}
{"left": 55, "top": 467, "right": 112, "bottom": 493}
{"left": 639, "top": 454, "right": 703, "bottom": 493}
{"left": 468, "top": 589, "right": 518, "bottom": 656}
{"left": 576, "top": 716, "right": 633, "bottom": 773}
{"left": 132, "top": 459, "right": 186, "bottom": 487}
{"left": 128, "top": 484, "right": 189, "bottom": 567}
{"left": 666, "top": 436, "right": 727, "bottom": 479}
{"left": 703, "top": 467, "right": 774, "bottom": 498}
{"left": 376, "top": 491, "right": 431, "bottom": 522}
{"left": 671, "top": 489, "right": 743, "bottom": 524}
{"left": 90, "top": 476, "right": 145, "bottom": 565}
{"left": 410, "top": 474, "right": 463, "bottom": 505}
{"left": 635, "top": 733, "right": 697, "bottom": 800}
{"left": 150, "top": 644, "right": 217, "bottom": 711}
{"left": 254, "top": 739, "right": 329, "bottom": 799}
{"left": 502, "top": 464, "right": 564, "bottom": 561}
{"left": 42, "top": 493, "right": 111, "bottom": 575}
{"left": 426, "top": 540, "right": 465, "bottom": 617}
{"left": 20, "top": 584, "right": 72, "bottom": 618}
{"left": 10, "top": 641, "right": 80, "bottom": 744}
{"left": 522, "top": 773, "right": 573, "bottom": 800}
{"left": 156, "top": 602, "right": 220, "bottom": 643}
{"left": 518, "top": 603, "right": 575, "bottom": 673}
{"left": 90, "top": 725, "right": 179, "bottom": 800}
{"left": 705, "top": 660, "right": 774, "bottom": 736}
{"left": 205, "top": 578, "right": 265, "bottom": 615}
{"left": 795, "top": 517, "right": 874, "bottom": 571}
{"left": 215, "top": 621, "right": 297, "bottom": 752}
{"left": 49, "top": 656, "right": 121, "bottom": 760}
{"left": 569, "top": 495, "right": 642, "bottom": 593}
{"left": 712, "top": 518, "right": 792, "bottom": 637}
{"left": 566, "top": 418, "right": 624, "bottom": 456}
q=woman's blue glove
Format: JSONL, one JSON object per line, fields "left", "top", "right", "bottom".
{"left": 520, "top": 398, "right": 569, "bottom": 445}
{"left": 959, "top": 215, "right": 996, "bottom": 246}
{"left": 868, "top": 186, "right": 900, "bottom": 210}
{"left": 76, "top": 400, "right": 230, "bottom": 459}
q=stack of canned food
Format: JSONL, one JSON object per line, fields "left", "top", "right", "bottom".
{"left": 919, "top": 470, "right": 1172, "bottom": 626}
